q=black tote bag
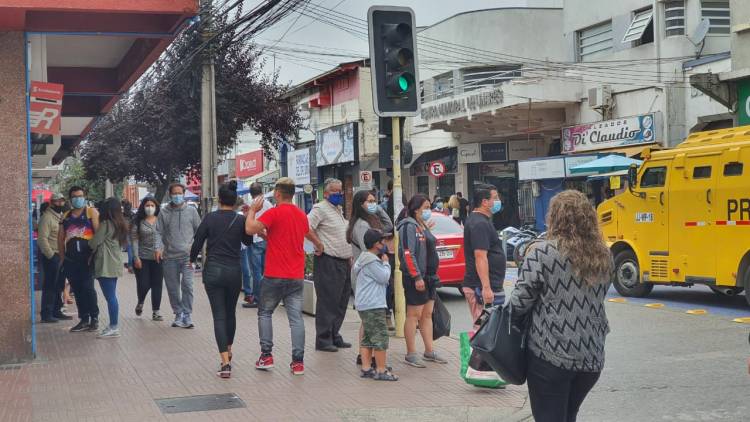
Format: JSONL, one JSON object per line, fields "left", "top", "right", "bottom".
{"left": 432, "top": 295, "right": 451, "bottom": 340}
{"left": 470, "top": 304, "right": 528, "bottom": 385}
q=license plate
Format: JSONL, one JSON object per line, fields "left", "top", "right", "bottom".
{"left": 437, "top": 249, "right": 454, "bottom": 260}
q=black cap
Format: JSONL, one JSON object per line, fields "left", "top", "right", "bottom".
{"left": 364, "top": 229, "right": 384, "bottom": 250}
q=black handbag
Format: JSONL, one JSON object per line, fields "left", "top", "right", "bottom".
{"left": 431, "top": 295, "right": 451, "bottom": 340}
{"left": 470, "top": 304, "right": 528, "bottom": 385}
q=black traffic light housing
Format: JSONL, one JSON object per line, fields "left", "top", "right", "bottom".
{"left": 368, "top": 6, "right": 420, "bottom": 117}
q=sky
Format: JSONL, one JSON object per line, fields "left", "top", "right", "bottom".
{"left": 248, "top": 0, "right": 563, "bottom": 85}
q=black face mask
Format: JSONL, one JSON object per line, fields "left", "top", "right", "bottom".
{"left": 52, "top": 205, "right": 64, "bottom": 213}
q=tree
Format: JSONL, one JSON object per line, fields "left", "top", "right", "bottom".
{"left": 80, "top": 6, "right": 301, "bottom": 201}
{"left": 51, "top": 157, "right": 107, "bottom": 202}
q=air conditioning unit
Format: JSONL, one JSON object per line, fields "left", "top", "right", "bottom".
{"left": 588, "top": 85, "right": 612, "bottom": 109}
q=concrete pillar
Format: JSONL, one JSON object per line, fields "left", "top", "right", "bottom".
{"left": 0, "top": 32, "right": 33, "bottom": 363}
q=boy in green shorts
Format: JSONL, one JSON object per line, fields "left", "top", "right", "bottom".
{"left": 352, "top": 229, "right": 398, "bottom": 381}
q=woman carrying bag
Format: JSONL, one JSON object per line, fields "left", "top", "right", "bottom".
{"left": 509, "top": 190, "right": 613, "bottom": 422}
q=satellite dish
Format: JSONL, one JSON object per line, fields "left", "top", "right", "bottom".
{"left": 690, "top": 18, "right": 710, "bottom": 46}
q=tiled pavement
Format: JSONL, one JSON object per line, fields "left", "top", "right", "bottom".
{"left": 1, "top": 272, "right": 528, "bottom": 421}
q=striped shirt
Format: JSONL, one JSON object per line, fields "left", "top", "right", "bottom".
{"left": 308, "top": 200, "right": 352, "bottom": 259}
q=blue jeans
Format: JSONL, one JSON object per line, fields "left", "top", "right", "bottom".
{"left": 240, "top": 247, "right": 252, "bottom": 296}
{"left": 258, "top": 278, "right": 305, "bottom": 362}
{"left": 250, "top": 241, "right": 267, "bottom": 298}
{"left": 97, "top": 277, "right": 119, "bottom": 327}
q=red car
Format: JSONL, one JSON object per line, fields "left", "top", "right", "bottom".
{"left": 428, "top": 214, "right": 465, "bottom": 289}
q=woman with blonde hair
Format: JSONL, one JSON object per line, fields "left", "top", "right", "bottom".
{"left": 447, "top": 194, "right": 461, "bottom": 224}
{"left": 509, "top": 190, "right": 613, "bottom": 422}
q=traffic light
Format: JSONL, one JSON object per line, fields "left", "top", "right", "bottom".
{"left": 368, "top": 6, "right": 419, "bottom": 117}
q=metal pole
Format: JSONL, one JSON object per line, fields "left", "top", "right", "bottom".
{"left": 392, "top": 116, "right": 405, "bottom": 338}
{"left": 200, "top": 0, "right": 218, "bottom": 216}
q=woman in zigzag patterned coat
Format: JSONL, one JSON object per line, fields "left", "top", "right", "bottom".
{"left": 510, "top": 190, "right": 614, "bottom": 422}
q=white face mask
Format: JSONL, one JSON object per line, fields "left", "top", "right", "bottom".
{"left": 144, "top": 206, "right": 156, "bottom": 217}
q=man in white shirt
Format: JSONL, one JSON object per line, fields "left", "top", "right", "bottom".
{"left": 243, "top": 182, "right": 273, "bottom": 309}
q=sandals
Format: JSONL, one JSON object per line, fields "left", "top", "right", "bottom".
{"left": 360, "top": 368, "right": 375, "bottom": 378}
{"left": 373, "top": 370, "right": 399, "bottom": 381}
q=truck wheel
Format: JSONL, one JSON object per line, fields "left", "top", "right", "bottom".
{"left": 613, "top": 250, "right": 654, "bottom": 297}
{"left": 709, "top": 286, "right": 744, "bottom": 296}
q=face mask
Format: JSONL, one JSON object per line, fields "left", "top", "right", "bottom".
{"left": 144, "top": 206, "right": 156, "bottom": 216}
{"left": 491, "top": 200, "right": 503, "bottom": 214}
{"left": 71, "top": 197, "right": 86, "bottom": 209}
{"left": 171, "top": 194, "right": 184, "bottom": 205}
{"left": 366, "top": 203, "right": 378, "bottom": 214}
{"left": 435, "top": 202, "right": 444, "bottom": 210}
{"left": 421, "top": 209, "right": 432, "bottom": 222}
{"left": 328, "top": 193, "right": 344, "bottom": 206}
{"left": 379, "top": 244, "right": 389, "bottom": 255}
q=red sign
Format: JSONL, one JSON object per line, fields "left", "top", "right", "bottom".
{"left": 235, "top": 150, "right": 264, "bottom": 179}
{"left": 429, "top": 161, "right": 446, "bottom": 178}
{"left": 30, "top": 81, "right": 64, "bottom": 135}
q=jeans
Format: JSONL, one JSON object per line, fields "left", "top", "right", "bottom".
{"left": 97, "top": 277, "right": 119, "bottom": 327}
{"left": 162, "top": 257, "right": 194, "bottom": 316}
{"left": 313, "top": 254, "right": 350, "bottom": 348}
{"left": 40, "top": 254, "right": 63, "bottom": 319}
{"left": 64, "top": 261, "right": 99, "bottom": 322}
{"left": 240, "top": 247, "right": 252, "bottom": 296}
{"left": 135, "top": 259, "right": 163, "bottom": 311}
{"left": 250, "top": 241, "right": 267, "bottom": 298}
{"left": 203, "top": 261, "right": 242, "bottom": 353}
{"left": 526, "top": 352, "right": 601, "bottom": 422}
{"left": 258, "top": 277, "right": 305, "bottom": 362}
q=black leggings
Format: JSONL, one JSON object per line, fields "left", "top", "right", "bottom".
{"left": 135, "top": 259, "right": 163, "bottom": 311}
{"left": 526, "top": 353, "right": 601, "bottom": 422}
{"left": 203, "top": 261, "right": 242, "bottom": 353}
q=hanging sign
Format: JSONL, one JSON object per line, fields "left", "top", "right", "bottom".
{"left": 30, "top": 81, "right": 64, "bottom": 135}
{"left": 429, "top": 161, "right": 446, "bottom": 178}
{"left": 562, "top": 113, "right": 659, "bottom": 153}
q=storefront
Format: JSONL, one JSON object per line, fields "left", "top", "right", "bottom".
{"left": 562, "top": 113, "right": 661, "bottom": 157}
{"left": 315, "top": 122, "right": 358, "bottom": 215}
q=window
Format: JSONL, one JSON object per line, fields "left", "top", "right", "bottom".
{"left": 578, "top": 21, "right": 613, "bottom": 62}
{"left": 664, "top": 1, "right": 685, "bottom": 37}
{"left": 692, "top": 166, "right": 712, "bottom": 179}
{"left": 417, "top": 176, "right": 429, "bottom": 196}
{"left": 622, "top": 8, "right": 654, "bottom": 45}
{"left": 461, "top": 65, "right": 522, "bottom": 93}
{"left": 701, "top": 1, "right": 730, "bottom": 35}
{"left": 641, "top": 166, "right": 667, "bottom": 188}
{"left": 724, "top": 162, "right": 743, "bottom": 176}
{"left": 434, "top": 72, "right": 453, "bottom": 99}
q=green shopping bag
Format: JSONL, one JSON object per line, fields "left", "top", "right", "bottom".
{"left": 459, "top": 331, "right": 507, "bottom": 389}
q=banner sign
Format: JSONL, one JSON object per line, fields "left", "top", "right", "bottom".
{"left": 287, "top": 148, "right": 311, "bottom": 185}
{"left": 235, "top": 150, "right": 264, "bottom": 179}
{"left": 30, "top": 81, "right": 64, "bottom": 135}
{"left": 562, "top": 113, "right": 658, "bottom": 153}
{"left": 316, "top": 122, "right": 357, "bottom": 166}
{"left": 480, "top": 142, "right": 508, "bottom": 162}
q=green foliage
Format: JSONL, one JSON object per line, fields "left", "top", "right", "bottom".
{"left": 51, "top": 157, "right": 106, "bottom": 202}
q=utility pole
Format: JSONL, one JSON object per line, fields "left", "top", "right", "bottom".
{"left": 391, "top": 116, "right": 405, "bottom": 337}
{"left": 200, "top": 0, "right": 219, "bottom": 216}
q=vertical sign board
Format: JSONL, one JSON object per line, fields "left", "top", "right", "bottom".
{"left": 30, "top": 81, "right": 64, "bottom": 135}
{"left": 287, "top": 148, "right": 311, "bottom": 185}
{"left": 739, "top": 79, "right": 750, "bottom": 126}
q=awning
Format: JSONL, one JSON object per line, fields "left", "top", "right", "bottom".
{"left": 590, "top": 144, "right": 657, "bottom": 157}
{"left": 408, "top": 147, "right": 458, "bottom": 177}
{"left": 587, "top": 169, "right": 628, "bottom": 180}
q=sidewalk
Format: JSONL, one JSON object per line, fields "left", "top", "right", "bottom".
{"left": 1, "top": 272, "right": 528, "bottom": 421}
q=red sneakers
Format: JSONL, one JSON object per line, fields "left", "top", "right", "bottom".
{"left": 255, "top": 354, "right": 274, "bottom": 370}
{"left": 290, "top": 361, "right": 305, "bottom": 376}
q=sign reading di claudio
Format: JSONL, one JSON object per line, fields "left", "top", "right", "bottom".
{"left": 562, "top": 113, "right": 660, "bottom": 154}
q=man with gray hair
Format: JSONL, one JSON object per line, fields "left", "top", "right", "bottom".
{"left": 307, "top": 178, "right": 354, "bottom": 352}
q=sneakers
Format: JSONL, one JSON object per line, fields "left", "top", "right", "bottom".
{"left": 255, "top": 354, "right": 274, "bottom": 370}
{"left": 404, "top": 353, "right": 427, "bottom": 368}
{"left": 182, "top": 313, "right": 194, "bottom": 329}
{"left": 152, "top": 312, "right": 163, "bottom": 321}
{"left": 70, "top": 320, "right": 89, "bottom": 332}
{"left": 290, "top": 361, "right": 305, "bottom": 376}
{"left": 135, "top": 303, "right": 143, "bottom": 316}
{"left": 242, "top": 301, "right": 258, "bottom": 309}
{"left": 172, "top": 313, "right": 186, "bottom": 328}
{"left": 244, "top": 295, "right": 254, "bottom": 303}
{"left": 217, "top": 363, "right": 231, "bottom": 379}
{"left": 53, "top": 312, "right": 73, "bottom": 320}
{"left": 86, "top": 319, "right": 99, "bottom": 332}
{"left": 423, "top": 351, "right": 448, "bottom": 364}
{"left": 97, "top": 326, "right": 121, "bottom": 339}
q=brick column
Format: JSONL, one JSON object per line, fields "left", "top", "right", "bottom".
{"left": 0, "top": 32, "right": 33, "bottom": 363}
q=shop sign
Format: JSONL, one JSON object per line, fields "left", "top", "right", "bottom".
{"left": 235, "top": 150, "right": 264, "bottom": 179}
{"left": 420, "top": 88, "right": 504, "bottom": 122}
{"left": 287, "top": 147, "right": 311, "bottom": 185}
{"left": 481, "top": 142, "right": 508, "bottom": 162}
{"left": 739, "top": 79, "right": 750, "bottom": 126}
{"left": 508, "top": 140, "right": 547, "bottom": 161}
{"left": 518, "top": 158, "right": 565, "bottom": 180}
{"left": 562, "top": 113, "right": 659, "bottom": 153}
{"left": 30, "top": 81, "right": 64, "bottom": 135}
{"left": 564, "top": 155, "right": 599, "bottom": 177}
{"left": 479, "top": 161, "right": 516, "bottom": 177}
{"left": 457, "top": 143, "right": 481, "bottom": 164}
{"left": 316, "top": 122, "right": 357, "bottom": 166}
{"left": 429, "top": 161, "right": 446, "bottom": 178}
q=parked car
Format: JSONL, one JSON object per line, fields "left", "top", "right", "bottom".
{"left": 428, "top": 213, "right": 465, "bottom": 289}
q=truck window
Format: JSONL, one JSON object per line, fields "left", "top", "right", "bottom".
{"left": 640, "top": 166, "right": 667, "bottom": 188}
{"left": 692, "top": 166, "right": 712, "bottom": 179}
{"left": 724, "top": 162, "right": 743, "bottom": 176}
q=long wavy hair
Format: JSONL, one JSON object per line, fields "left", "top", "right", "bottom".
{"left": 134, "top": 196, "right": 160, "bottom": 235}
{"left": 100, "top": 197, "right": 130, "bottom": 247}
{"left": 546, "top": 190, "right": 613, "bottom": 285}
{"left": 346, "top": 190, "right": 382, "bottom": 244}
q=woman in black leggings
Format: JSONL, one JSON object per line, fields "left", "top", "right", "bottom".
{"left": 190, "top": 181, "right": 253, "bottom": 378}
{"left": 130, "top": 197, "right": 164, "bottom": 321}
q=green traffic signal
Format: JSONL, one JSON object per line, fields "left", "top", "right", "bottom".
{"left": 398, "top": 75, "right": 409, "bottom": 92}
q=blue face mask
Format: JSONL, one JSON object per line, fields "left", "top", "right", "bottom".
{"left": 421, "top": 209, "right": 432, "bottom": 222}
{"left": 366, "top": 203, "right": 378, "bottom": 214}
{"left": 71, "top": 197, "right": 86, "bottom": 209}
{"left": 171, "top": 194, "right": 185, "bottom": 205}
{"left": 379, "top": 244, "right": 389, "bottom": 255}
{"left": 491, "top": 199, "right": 503, "bottom": 214}
{"left": 328, "top": 193, "right": 344, "bottom": 206}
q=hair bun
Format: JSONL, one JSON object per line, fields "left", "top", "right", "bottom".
{"left": 228, "top": 180, "right": 238, "bottom": 191}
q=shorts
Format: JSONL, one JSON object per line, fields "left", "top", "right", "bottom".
{"left": 404, "top": 274, "right": 438, "bottom": 306}
{"left": 359, "top": 308, "right": 389, "bottom": 351}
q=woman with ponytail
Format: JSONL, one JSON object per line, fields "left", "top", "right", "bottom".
{"left": 190, "top": 180, "right": 254, "bottom": 379}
